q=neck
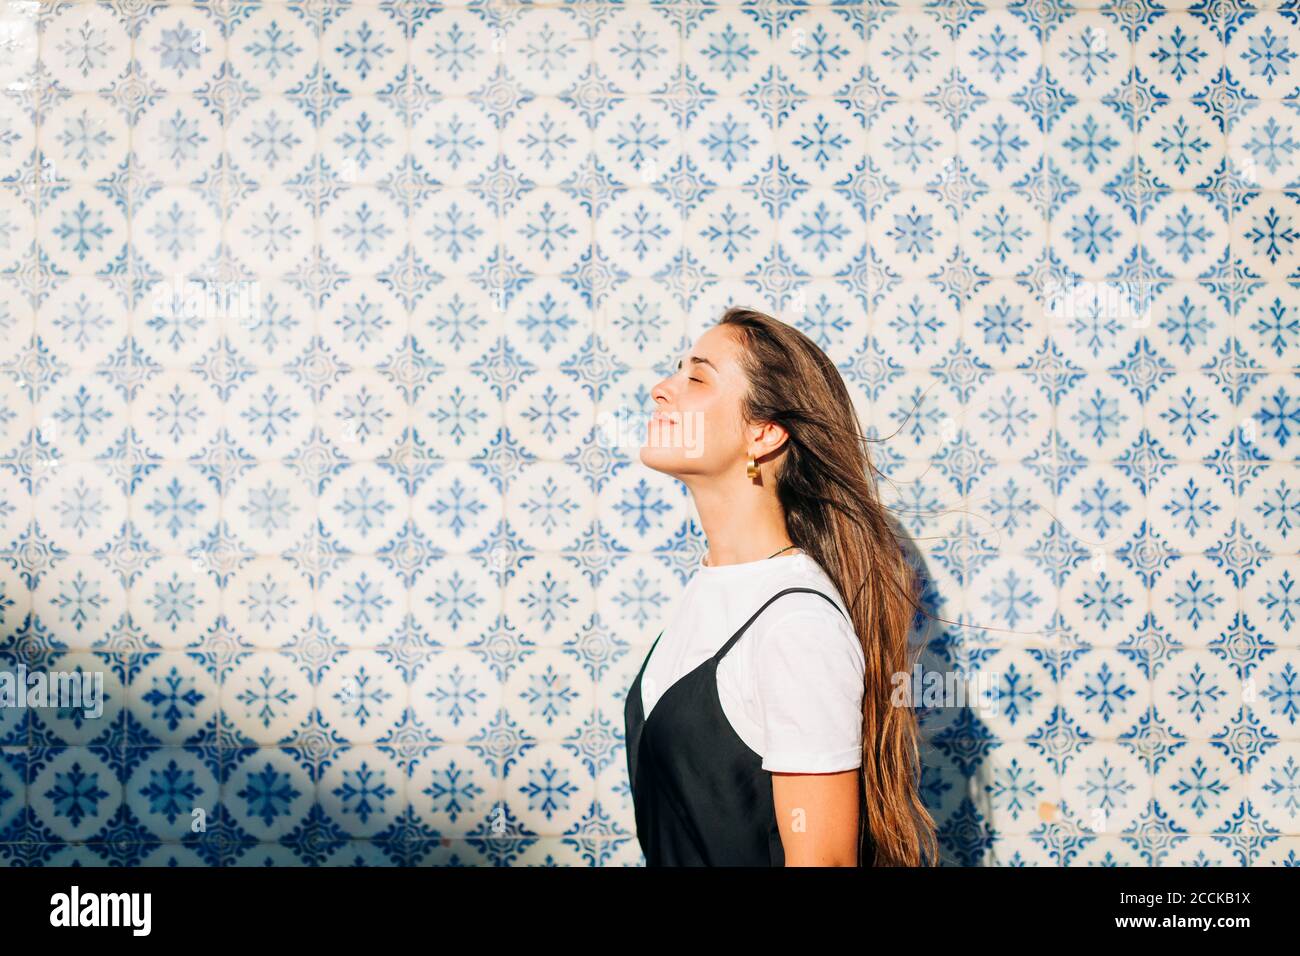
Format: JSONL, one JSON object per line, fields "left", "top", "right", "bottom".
{"left": 687, "top": 474, "right": 793, "bottom": 568}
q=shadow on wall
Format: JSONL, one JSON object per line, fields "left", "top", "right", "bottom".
{"left": 894, "top": 518, "right": 1000, "bottom": 868}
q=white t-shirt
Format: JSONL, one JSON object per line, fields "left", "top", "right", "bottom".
{"left": 640, "top": 550, "right": 866, "bottom": 773}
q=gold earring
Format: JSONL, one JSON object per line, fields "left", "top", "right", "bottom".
{"left": 746, "top": 454, "right": 759, "bottom": 479}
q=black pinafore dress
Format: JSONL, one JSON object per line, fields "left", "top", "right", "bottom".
{"left": 624, "top": 586, "right": 872, "bottom": 866}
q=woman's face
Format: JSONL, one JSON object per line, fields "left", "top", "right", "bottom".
{"left": 641, "top": 324, "right": 780, "bottom": 480}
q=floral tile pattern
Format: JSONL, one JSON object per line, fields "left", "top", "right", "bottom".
{"left": 0, "top": 0, "right": 1297, "bottom": 865}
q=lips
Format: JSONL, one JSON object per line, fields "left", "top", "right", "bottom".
{"left": 650, "top": 411, "right": 679, "bottom": 426}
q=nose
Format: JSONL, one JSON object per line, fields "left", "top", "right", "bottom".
{"left": 651, "top": 377, "right": 673, "bottom": 408}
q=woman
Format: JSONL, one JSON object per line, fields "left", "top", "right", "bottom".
{"left": 624, "top": 307, "right": 938, "bottom": 867}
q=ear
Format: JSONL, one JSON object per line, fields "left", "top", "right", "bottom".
{"left": 751, "top": 420, "right": 789, "bottom": 457}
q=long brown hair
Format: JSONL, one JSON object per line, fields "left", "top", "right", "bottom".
{"left": 718, "top": 306, "right": 939, "bottom": 867}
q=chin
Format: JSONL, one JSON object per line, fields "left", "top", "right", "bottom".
{"left": 640, "top": 441, "right": 690, "bottom": 473}
{"left": 641, "top": 444, "right": 712, "bottom": 482}
{"left": 638, "top": 443, "right": 672, "bottom": 472}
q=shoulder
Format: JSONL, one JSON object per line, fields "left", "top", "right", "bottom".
{"left": 752, "top": 572, "right": 857, "bottom": 644}
{"left": 761, "top": 585, "right": 851, "bottom": 627}
{"left": 751, "top": 609, "right": 863, "bottom": 667}
{"left": 746, "top": 586, "right": 864, "bottom": 678}
{"left": 740, "top": 583, "right": 866, "bottom": 773}
{"left": 750, "top": 556, "right": 852, "bottom": 618}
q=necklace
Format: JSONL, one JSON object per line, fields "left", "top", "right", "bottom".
{"left": 702, "top": 543, "right": 798, "bottom": 567}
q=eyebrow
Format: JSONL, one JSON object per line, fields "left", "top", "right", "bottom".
{"left": 678, "top": 355, "right": 718, "bottom": 373}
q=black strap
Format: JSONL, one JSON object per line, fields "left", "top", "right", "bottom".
{"left": 713, "top": 587, "right": 848, "bottom": 662}
{"left": 636, "top": 629, "right": 665, "bottom": 683}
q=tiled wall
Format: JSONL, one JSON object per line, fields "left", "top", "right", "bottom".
{"left": 0, "top": 0, "right": 1297, "bottom": 865}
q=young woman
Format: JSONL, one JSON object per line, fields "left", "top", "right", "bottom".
{"left": 624, "top": 307, "right": 938, "bottom": 867}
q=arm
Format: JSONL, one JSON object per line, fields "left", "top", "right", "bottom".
{"left": 748, "top": 601, "right": 866, "bottom": 865}
{"left": 772, "top": 768, "right": 861, "bottom": 866}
